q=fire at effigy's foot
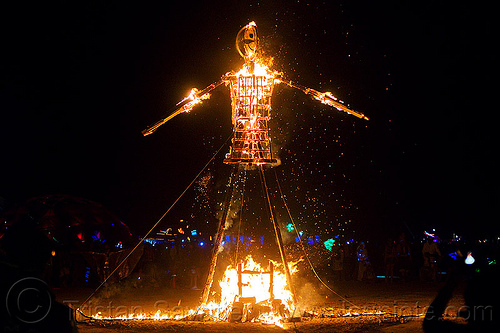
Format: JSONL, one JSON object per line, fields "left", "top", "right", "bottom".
{"left": 90, "top": 255, "right": 300, "bottom": 327}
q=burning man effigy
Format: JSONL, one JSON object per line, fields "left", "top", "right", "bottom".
{"left": 142, "top": 21, "right": 368, "bottom": 166}
{"left": 90, "top": 21, "right": 369, "bottom": 326}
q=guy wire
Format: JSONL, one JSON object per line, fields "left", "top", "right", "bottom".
{"left": 273, "top": 169, "right": 358, "bottom": 308}
{"left": 77, "top": 135, "right": 231, "bottom": 314}
{"left": 234, "top": 169, "right": 246, "bottom": 267}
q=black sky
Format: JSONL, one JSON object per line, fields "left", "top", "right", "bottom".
{"left": 1, "top": 1, "right": 496, "bottom": 241}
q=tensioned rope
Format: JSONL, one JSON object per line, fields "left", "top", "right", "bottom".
{"left": 259, "top": 165, "right": 298, "bottom": 304}
{"left": 234, "top": 169, "right": 246, "bottom": 267}
{"left": 77, "top": 136, "right": 231, "bottom": 314}
{"left": 273, "top": 169, "right": 358, "bottom": 308}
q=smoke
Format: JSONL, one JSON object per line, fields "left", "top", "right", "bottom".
{"left": 296, "top": 281, "right": 325, "bottom": 308}
{"left": 279, "top": 219, "right": 295, "bottom": 245}
{"left": 224, "top": 200, "right": 241, "bottom": 230}
{"left": 214, "top": 197, "right": 242, "bottom": 231}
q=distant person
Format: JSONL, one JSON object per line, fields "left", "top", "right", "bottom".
{"left": 190, "top": 266, "right": 200, "bottom": 290}
{"left": 342, "top": 243, "right": 355, "bottom": 280}
{"left": 331, "top": 245, "right": 344, "bottom": 281}
{"left": 396, "top": 232, "right": 412, "bottom": 281}
{"left": 384, "top": 238, "right": 396, "bottom": 283}
{"left": 187, "top": 243, "right": 201, "bottom": 289}
{"left": 422, "top": 237, "right": 441, "bottom": 281}
{"left": 143, "top": 243, "right": 159, "bottom": 287}
{"left": 356, "top": 241, "right": 372, "bottom": 281}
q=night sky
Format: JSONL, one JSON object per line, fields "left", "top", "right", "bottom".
{"left": 1, "top": 1, "right": 495, "bottom": 242}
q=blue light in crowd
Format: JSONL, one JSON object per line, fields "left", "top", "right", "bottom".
{"left": 85, "top": 266, "right": 91, "bottom": 283}
{"left": 191, "top": 229, "right": 197, "bottom": 236}
{"left": 199, "top": 242, "right": 204, "bottom": 247}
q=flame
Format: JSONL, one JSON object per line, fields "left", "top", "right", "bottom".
{"left": 178, "top": 88, "right": 211, "bottom": 114}
{"left": 225, "top": 58, "right": 281, "bottom": 164}
{"left": 215, "top": 255, "right": 298, "bottom": 325}
{"left": 219, "top": 255, "right": 296, "bottom": 307}
{"left": 234, "top": 59, "right": 279, "bottom": 78}
{"left": 89, "top": 255, "right": 298, "bottom": 326}
{"left": 92, "top": 309, "right": 196, "bottom": 321}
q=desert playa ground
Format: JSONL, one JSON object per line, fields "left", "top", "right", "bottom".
{"left": 58, "top": 279, "right": 467, "bottom": 333}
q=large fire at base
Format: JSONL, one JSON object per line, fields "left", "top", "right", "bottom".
{"left": 213, "top": 255, "right": 299, "bottom": 325}
{"left": 91, "top": 255, "right": 299, "bottom": 326}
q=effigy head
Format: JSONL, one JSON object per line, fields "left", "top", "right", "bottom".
{"left": 236, "top": 22, "right": 258, "bottom": 62}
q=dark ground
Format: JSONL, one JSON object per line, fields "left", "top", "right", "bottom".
{"left": 56, "top": 279, "right": 467, "bottom": 333}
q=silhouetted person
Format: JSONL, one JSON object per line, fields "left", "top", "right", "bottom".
{"left": 422, "top": 237, "right": 441, "bottom": 281}
{"left": 331, "top": 245, "right": 344, "bottom": 281}
{"left": 356, "top": 241, "right": 372, "bottom": 281}
{"left": 423, "top": 252, "right": 500, "bottom": 333}
{"left": 384, "top": 238, "right": 396, "bottom": 283}
{"left": 0, "top": 216, "right": 77, "bottom": 333}
{"left": 396, "top": 232, "right": 412, "bottom": 281}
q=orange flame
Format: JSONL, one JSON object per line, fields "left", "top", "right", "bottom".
{"left": 90, "top": 255, "right": 299, "bottom": 326}
{"left": 178, "top": 88, "right": 211, "bottom": 114}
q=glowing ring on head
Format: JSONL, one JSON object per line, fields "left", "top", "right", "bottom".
{"left": 236, "top": 22, "right": 258, "bottom": 61}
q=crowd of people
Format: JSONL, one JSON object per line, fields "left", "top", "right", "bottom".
{"left": 325, "top": 232, "right": 500, "bottom": 330}
{"left": 325, "top": 232, "right": 500, "bottom": 285}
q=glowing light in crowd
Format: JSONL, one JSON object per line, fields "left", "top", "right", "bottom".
{"left": 324, "top": 238, "right": 335, "bottom": 251}
{"left": 465, "top": 252, "right": 475, "bottom": 265}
